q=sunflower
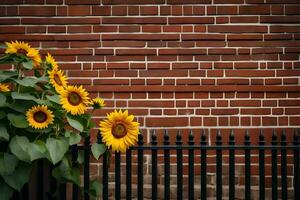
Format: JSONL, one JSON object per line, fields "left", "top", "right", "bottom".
{"left": 91, "top": 97, "right": 105, "bottom": 109}
{"left": 99, "top": 110, "right": 140, "bottom": 153}
{"left": 5, "top": 41, "right": 42, "bottom": 67}
{"left": 48, "top": 68, "right": 68, "bottom": 93}
{"left": 26, "top": 105, "right": 54, "bottom": 129}
{"left": 45, "top": 53, "right": 58, "bottom": 70}
{"left": 60, "top": 85, "right": 90, "bottom": 115}
{"left": 0, "top": 83, "right": 10, "bottom": 92}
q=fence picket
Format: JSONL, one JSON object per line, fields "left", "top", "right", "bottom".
{"left": 294, "top": 130, "right": 300, "bottom": 200}
{"left": 271, "top": 130, "right": 278, "bottom": 200}
{"left": 137, "top": 134, "right": 144, "bottom": 200}
{"left": 151, "top": 131, "right": 158, "bottom": 200}
{"left": 176, "top": 131, "right": 183, "bottom": 200}
{"left": 244, "top": 130, "right": 251, "bottom": 200}
{"left": 216, "top": 130, "right": 222, "bottom": 200}
{"left": 126, "top": 148, "right": 132, "bottom": 200}
{"left": 164, "top": 130, "right": 170, "bottom": 200}
{"left": 229, "top": 130, "right": 235, "bottom": 200}
{"left": 200, "top": 131, "right": 207, "bottom": 200}
{"left": 259, "top": 130, "right": 265, "bottom": 200}
{"left": 281, "top": 130, "right": 287, "bottom": 200}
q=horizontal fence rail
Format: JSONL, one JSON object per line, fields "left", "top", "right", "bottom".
{"left": 13, "top": 129, "right": 300, "bottom": 200}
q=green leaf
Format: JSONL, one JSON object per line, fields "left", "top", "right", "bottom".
{"left": 46, "top": 94, "right": 60, "bottom": 104}
{"left": 9, "top": 136, "right": 31, "bottom": 162}
{"left": 52, "top": 157, "right": 80, "bottom": 186}
{"left": 8, "top": 101, "right": 35, "bottom": 113}
{"left": 66, "top": 114, "right": 84, "bottom": 132}
{"left": 0, "top": 70, "right": 18, "bottom": 82}
{"left": 0, "top": 111, "right": 5, "bottom": 119}
{"left": 0, "top": 152, "right": 18, "bottom": 176}
{"left": 89, "top": 180, "right": 102, "bottom": 198}
{"left": 65, "top": 131, "right": 82, "bottom": 145}
{"left": 7, "top": 113, "right": 28, "bottom": 128}
{"left": 0, "top": 93, "right": 6, "bottom": 107}
{"left": 28, "top": 140, "right": 47, "bottom": 161}
{"left": 2, "top": 162, "right": 31, "bottom": 191}
{"left": 0, "top": 124, "right": 9, "bottom": 141}
{"left": 46, "top": 138, "right": 69, "bottom": 165}
{"left": 77, "top": 150, "right": 84, "bottom": 164}
{"left": 22, "top": 61, "right": 34, "bottom": 70}
{"left": 11, "top": 92, "right": 49, "bottom": 105}
{"left": 0, "top": 178, "right": 14, "bottom": 200}
{"left": 13, "top": 77, "right": 39, "bottom": 87}
{"left": 91, "top": 143, "right": 107, "bottom": 160}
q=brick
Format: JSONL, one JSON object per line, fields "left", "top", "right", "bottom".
{"left": 208, "top": 25, "right": 268, "bottom": 33}
{"left": 168, "top": 17, "right": 214, "bottom": 24}
{"left": 226, "top": 70, "right": 275, "bottom": 77}
{"left": 159, "top": 49, "right": 206, "bottom": 55}
{"left": 102, "top": 0, "right": 164, "bottom": 4}
{"left": 102, "top": 17, "right": 167, "bottom": 24}
{"left": 261, "top": 16, "right": 300, "bottom": 23}
{"left": 68, "top": 26, "right": 91, "bottom": 33}
{"left": 167, "top": 0, "right": 211, "bottom": 4}
{"left": 230, "top": 100, "right": 261, "bottom": 107}
{"left": 285, "top": 6, "right": 300, "bottom": 15}
{"left": 230, "top": 16, "right": 259, "bottom": 23}
{"left": 217, "top": 6, "right": 238, "bottom": 15}
{"left": 21, "top": 18, "right": 101, "bottom": 24}
{"left": 19, "top": 6, "right": 56, "bottom": 16}
{"left": 239, "top": 5, "right": 270, "bottom": 15}
{"left": 102, "top": 34, "right": 179, "bottom": 41}
{"left": 116, "top": 49, "right": 156, "bottom": 55}
{"left": 143, "top": 26, "right": 161, "bottom": 33}
{"left": 112, "top": 6, "right": 127, "bottom": 16}
{"left": 68, "top": 6, "right": 90, "bottom": 16}
{"left": 140, "top": 6, "right": 158, "bottom": 15}
{"left": 92, "top": 6, "right": 111, "bottom": 16}
{"left": 65, "top": 0, "right": 100, "bottom": 4}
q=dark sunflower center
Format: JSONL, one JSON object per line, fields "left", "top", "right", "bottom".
{"left": 33, "top": 111, "right": 47, "bottom": 123}
{"left": 54, "top": 74, "right": 63, "bottom": 86}
{"left": 17, "top": 49, "right": 28, "bottom": 55}
{"left": 68, "top": 92, "right": 82, "bottom": 106}
{"left": 112, "top": 122, "right": 127, "bottom": 138}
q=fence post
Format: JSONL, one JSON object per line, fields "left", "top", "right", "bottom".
{"left": 176, "top": 130, "right": 183, "bottom": 200}
{"left": 216, "top": 130, "right": 222, "bottom": 200}
{"left": 294, "top": 130, "right": 300, "bottom": 200}
{"left": 244, "top": 130, "right": 251, "bottom": 200}
{"left": 271, "top": 130, "right": 278, "bottom": 200}
{"left": 164, "top": 130, "right": 170, "bottom": 200}
{"left": 126, "top": 146, "right": 132, "bottom": 200}
{"left": 151, "top": 130, "right": 158, "bottom": 200}
{"left": 71, "top": 144, "right": 79, "bottom": 200}
{"left": 83, "top": 136, "right": 90, "bottom": 200}
{"left": 259, "top": 130, "right": 265, "bottom": 200}
{"left": 229, "top": 130, "right": 235, "bottom": 200}
{"left": 188, "top": 130, "right": 194, "bottom": 200}
{"left": 201, "top": 130, "right": 207, "bottom": 200}
{"left": 137, "top": 134, "right": 144, "bottom": 200}
{"left": 281, "top": 130, "right": 287, "bottom": 200}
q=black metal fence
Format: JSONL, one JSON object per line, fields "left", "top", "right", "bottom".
{"left": 13, "top": 129, "right": 300, "bottom": 200}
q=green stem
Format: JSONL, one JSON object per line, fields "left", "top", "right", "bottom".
{"left": 16, "top": 62, "right": 22, "bottom": 93}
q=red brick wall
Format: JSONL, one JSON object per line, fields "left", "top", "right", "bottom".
{"left": 1, "top": 0, "right": 300, "bottom": 143}
{"left": 2, "top": 1, "right": 299, "bottom": 199}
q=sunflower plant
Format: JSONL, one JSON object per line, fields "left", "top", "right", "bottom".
{"left": 0, "top": 41, "right": 123, "bottom": 199}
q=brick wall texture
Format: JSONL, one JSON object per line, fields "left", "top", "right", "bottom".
{"left": 1, "top": 0, "right": 300, "bottom": 199}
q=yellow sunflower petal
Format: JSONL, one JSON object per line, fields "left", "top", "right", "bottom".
{"left": 48, "top": 68, "right": 68, "bottom": 92}
{"left": 59, "top": 85, "right": 90, "bottom": 115}
{"left": 26, "top": 105, "right": 54, "bottom": 129}
{"left": 99, "top": 109, "right": 139, "bottom": 153}
{"left": 0, "top": 83, "right": 10, "bottom": 92}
